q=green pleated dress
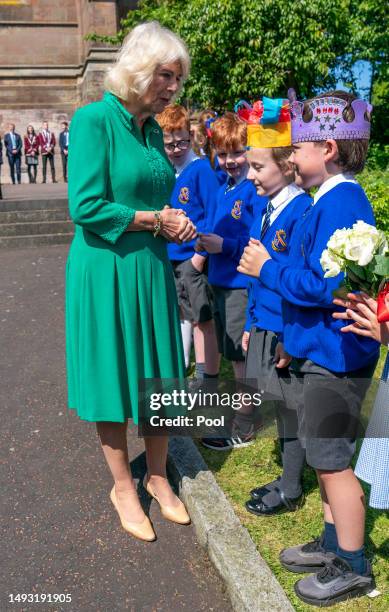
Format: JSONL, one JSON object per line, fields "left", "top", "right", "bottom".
{"left": 66, "top": 91, "right": 185, "bottom": 423}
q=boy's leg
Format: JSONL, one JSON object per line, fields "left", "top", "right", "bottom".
{"left": 49, "top": 154, "right": 56, "bottom": 182}
{"left": 193, "top": 320, "right": 220, "bottom": 376}
{"left": 42, "top": 155, "right": 47, "bottom": 182}
{"left": 247, "top": 345, "right": 305, "bottom": 514}
{"left": 283, "top": 359, "right": 377, "bottom": 605}
{"left": 317, "top": 467, "right": 365, "bottom": 553}
{"left": 15, "top": 156, "right": 21, "bottom": 183}
{"left": 8, "top": 156, "right": 15, "bottom": 184}
{"left": 182, "top": 258, "right": 220, "bottom": 378}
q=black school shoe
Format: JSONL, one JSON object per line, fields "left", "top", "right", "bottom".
{"left": 294, "top": 556, "right": 374, "bottom": 607}
{"left": 245, "top": 489, "right": 304, "bottom": 516}
{"left": 250, "top": 477, "right": 281, "bottom": 500}
{"left": 280, "top": 533, "right": 336, "bottom": 573}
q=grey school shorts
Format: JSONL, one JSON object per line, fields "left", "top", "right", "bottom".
{"left": 280, "top": 357, "right": 378, "bottom": 471}
{"left": 212, "top": 286, "right": 247, "bottom": 362}
{"left": 171, "top": 258, "right": 214, "bottom": 324}
{"left": 245, "top": 327, "right": 299, "bottom": 438}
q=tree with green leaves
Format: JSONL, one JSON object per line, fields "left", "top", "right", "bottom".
{"left": 89, "top": 0, "right": 388, "bottom": 144}
{"left": 90, "top": 0, "right": 356, "bottom": 107}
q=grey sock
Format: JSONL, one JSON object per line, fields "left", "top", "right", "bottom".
{"left": 279, "top": 438, "right": 305, "bottom": 498}
{"left": 261, "top": 488, "right": 282, "bottom": 507}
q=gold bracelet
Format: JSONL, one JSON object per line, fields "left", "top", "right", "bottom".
{"left": 153, "top": 210, "right": 162, "bottom": 237}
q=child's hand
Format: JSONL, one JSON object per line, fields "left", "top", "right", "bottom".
{"left": 195, "top": 232, "right": 223, "bottom": 254}
{"left": 333, "top": 292, "right": 389, "bottom": 345}
{"left": 237, "top": 238, "right": 271, "bottom": 278}
{"left": 191, "top": 253, "right": 206, "bottom": 272}
{"left": 242, "top": 331, "right": 250, "bottom": 353}
{"left": 274, "top": 342, "right": 292, "bottom": 368}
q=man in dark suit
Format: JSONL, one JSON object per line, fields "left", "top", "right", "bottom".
{"left": 59, "top": 121, "right": 69, "bottom": 182}
{"left": 39, "top": 121, "right": 56, "bottom": 183}
{"left": 0, "top": 136, "right": 3, "bottom": 199}
{"left": 4, "top": 124, "right": 22, "bottom": 184}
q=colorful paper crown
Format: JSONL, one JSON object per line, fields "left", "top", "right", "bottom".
{"left": 235, "top": 97, "right": 291, "bottom": 148}
{"left": 287, "top": 89, "right": 372, "bottom": 143}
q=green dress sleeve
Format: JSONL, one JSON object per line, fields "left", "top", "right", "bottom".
{"left": 68, "top": 104, "right": 136, "bottom": 244}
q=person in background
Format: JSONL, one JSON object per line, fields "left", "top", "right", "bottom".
{"left": 190, "top": 109, "right": 226, "bottom": 185}
{"left": 197, "top": 112, "right": 266, "bottom": 450}
{"left": 333, "top": 292, "right": 389, "bottom": 510}
{"left": 59, "top": 121, "right": 70, "bottom": 182}
{"left": 240, "top": 91, "right": 379, "bottom": 606}
{"left": 24, "top": 125, "right": 39, "bottom": 184}
{"left": 0, "top": 135, "right": 3, "bottom": 198}
{"left": 156, "top": 104, "right": 220, "bottom": 378}
{"left": 236, "top": 96, "right": 312, "bottom": 516}
{"left": 4, "top": 123, "right": 22, "bottom": 185}
{"left": 39, "top": 121, "right": 56, "bottom": 183}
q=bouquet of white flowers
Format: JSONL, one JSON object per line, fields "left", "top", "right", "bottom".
{"left": 320, "top": 221, "right": 389, "bottom": 322}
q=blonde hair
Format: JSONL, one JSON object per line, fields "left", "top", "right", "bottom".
{"left": 104, "top": 21, "right": 190, "bottom": 102}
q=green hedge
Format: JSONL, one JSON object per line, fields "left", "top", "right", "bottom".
{"left": 359, "top": 168, "right": 389, "bottom": 234}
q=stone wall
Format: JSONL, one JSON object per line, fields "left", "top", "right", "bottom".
{"left": 0, "top": 0, "right": 125, "bottom": 183}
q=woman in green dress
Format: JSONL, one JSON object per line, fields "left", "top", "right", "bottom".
{"left": 66, "top": 22, "right": 195, "bottom": 541}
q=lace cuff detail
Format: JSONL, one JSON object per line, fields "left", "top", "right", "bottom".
{"left": 100, "top": 206, "right": 136, "bottom": 244}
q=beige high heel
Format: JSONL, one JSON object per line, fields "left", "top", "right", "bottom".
{"left": 144, "top": 476, "right": 191, "bottom": 525}
{"left": 110, "top": 486, "right": 156, "bottom": 541}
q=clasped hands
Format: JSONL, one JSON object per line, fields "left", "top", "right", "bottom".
{"left": 159, "top": 206, "right": 196, "bottom": 244}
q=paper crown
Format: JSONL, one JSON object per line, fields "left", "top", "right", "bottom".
{"left": 235, "top": 97, "right": 291, "bottom": 148}
{"left": 287, "top": 89, "right": 372, "bottom": 143}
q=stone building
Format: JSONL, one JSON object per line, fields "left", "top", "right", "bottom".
{"left": 0, "top": 0, "right": 137, "bottom": 182}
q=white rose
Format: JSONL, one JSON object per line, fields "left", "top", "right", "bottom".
{"left": 320, "top": 249, "right": 342, "bottom": 277}
{"left": 344, "top": 234, "right": 376, "bottom": 266}
{"left": 327, "top": 228, "right": 350, "bottom": 257}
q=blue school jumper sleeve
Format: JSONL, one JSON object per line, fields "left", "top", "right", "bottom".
{"left": 207, "top": 179, "right": 267, "bottom": 288}
{"left": 259, "top": 182, "right": 380, "bottom": 371}
{"left": 167, "top": 158, "right": 219, "bottom": 261}
{"left": 244, "top": 192, "right": 312, "bottom": 334}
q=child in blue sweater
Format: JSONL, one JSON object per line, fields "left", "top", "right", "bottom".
{"left": 238, "top": 91, "right": 379, "bottom": 607}
{"left": 196, "top": 112, "right": 266, "bottom": 449}
{"left": 233, "top": 97, "right": 312, "bottom": 508}
{"left": 156, "top": 105, "right": 220, "bottom": 378}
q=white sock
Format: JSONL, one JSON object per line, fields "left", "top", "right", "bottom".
{"left": 180, "top": 320, "right": 192, "bottom": 368}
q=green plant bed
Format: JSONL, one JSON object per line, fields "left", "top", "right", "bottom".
{"left": 197, "top": 347, "right": 389, "bottom": 611}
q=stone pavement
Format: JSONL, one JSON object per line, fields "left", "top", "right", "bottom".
{"left": 1, "top": 183, "right": 68, "bottom": 201}
{"left": 0, "top": 245, "right": 232, "bottom": 612}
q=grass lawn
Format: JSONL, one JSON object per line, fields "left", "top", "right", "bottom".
{"left": 194, "top": 347, "right": 389, "bottom": 611}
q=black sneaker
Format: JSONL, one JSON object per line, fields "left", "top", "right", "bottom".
{"left": 201, "top": 433, "right": 255, "bottom": 451}
{"left": 294, "top": 556, "right": 374, "bottom": 607}
{"left": 280, "top": 533, "right": 336, "bottom": 573}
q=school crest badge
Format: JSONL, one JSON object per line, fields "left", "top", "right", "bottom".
{"left": 178, "top": 186, "right": 189, "bottom": 205}
{"left": 271, "top": 230, "right": 287, "bottom": 252}
{"left": 231, "top": 199, "right": 242, "bottom": 220}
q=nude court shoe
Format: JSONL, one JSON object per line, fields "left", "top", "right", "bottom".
{"left": 110, "top": 486, "right": 156, "bottom": 542}
{"left": 144, "top": 476, "right": 191, "bottom": 525}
